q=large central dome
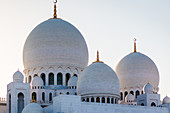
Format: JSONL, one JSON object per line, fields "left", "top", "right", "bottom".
{"left": 23, "top": 19, "right": 89, "bottom": 69}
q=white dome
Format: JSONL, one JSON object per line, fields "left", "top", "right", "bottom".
{"left": 22, "top": 103, "right": 43, "bottom": 113}
{"left": 77, "top": 62, "right": 120, "bottom": 96}
{"left": 163, "top": 96, "right": 170, "bottom": 104}
{"left": 125, "top": 94, "right": 135, "bottom": 102}
{"left": 115, "top": 52, "right": 159, "bottom": 91}
{"left": 31, "top": 76, "right": 44, "bottom": 86}
{"left": 143, "top": 83, "right": 153, "bottom": 94}
{"left": 68, "top": 76, "right": 78, "bottom": 87}
{"left": 23, "top": 19, "right": 88, "bottom": 69}
{"left": 13, "top": 70, "right": 24, "bottom": 83}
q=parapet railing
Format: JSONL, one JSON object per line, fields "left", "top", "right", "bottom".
{"left": 30, "top": 100, "right": 53, "bottom": 104}
{"left": 0, "top": 97, "right": 6, "bottom": 102}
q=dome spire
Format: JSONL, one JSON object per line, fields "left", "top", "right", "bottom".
{"left": 53, "top": 0, "right": 57, "bottom": 18}
{"left": 97, "top": 50, "right": 100, "bottom": 61}
{"left": 93, "top": 51, "right": 103, "bottom": 63}
{"left": 134, "top": 38, "right": 137, "bottom": 52}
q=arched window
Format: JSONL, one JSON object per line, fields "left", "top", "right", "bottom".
{"left": 29, "top": 76, "right": 32, "bottom": 83}
{"left": 57, "top": 73, "right": 63, "bottom": 85}
{"left": 136, "top": 90, "right": 140, "bottom": 98}
{"left": 32, "top": 92, "right": 37, "bottom": 102}
{"left": 42, "top": 92, "right": 45, "bottom": 102}
{"left": 86, "top": 98, "right": 89, "bottom": 102}
{"left": 142, "top": 91, "right": 143, "bottom": 94}
{"left": 65, "top": 73, "right": 71, "bottom": 85}
{"left": 102, "top": 97, "right": 105, "bottom": 103}
{"left": 49, "top": 93, "right": 52, "bottom": 102}
{"left": 18, "top": 93, "right": 24, "bottom": 113}
{"left": 49, "top": 73, "right": 54, "bottom": 85}
{"left": 107, "top": 97, "right": 110, "bottom": 103}
{"left": 9, "top": 94, "right": 11, "bottom": 113}
{"left": 120, "top": 92, "right": 123, "bottom": 100}
{"left": 124, "top": 91, "right": 128, "bottom": 99}
{"left": 41, "top": 73, "right": 46, "bottom": 85}
{"left": 73, "top": 74, "right": 78, "bottom": 77}
{"left": 82, "top": 98, "right": 85, "bottom": 102}
{"left": 111, "top": 98, "right": 114, "bottom": 104}
{"left": 66, "top": 92, "right": 69, "bottom": 95}
{"left": 151, "top": 102, "right": 156, "bottom": 107}
{"left": 130, "top": 91, "right": 134, "bottom": 95}
{"left": 91, "top": 97, "right": 94, "bottom": 102}
{"left": 96, "top": 97, "right": 100, "bottom": 103}
{"left": 115, "top": 98, "right": 117, "bottom": 104}
{"left": 34, "top": 74, "right": 38, "bottom": 77}
{"left": 141, "top": 103, "right": 144, "bottom": 106}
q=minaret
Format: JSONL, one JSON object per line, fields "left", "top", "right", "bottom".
{"left": 53, "top": 0, "right": 57, "bottom": 18}
{"left": 134, "top": 38, "right": 137, "bottom": 52}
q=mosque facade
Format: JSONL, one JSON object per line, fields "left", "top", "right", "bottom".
{"left": 0, "top": 1, "right": 170, "bottom": 113}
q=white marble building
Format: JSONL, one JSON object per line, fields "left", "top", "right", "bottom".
{"left": 0, "top": 1, "right": 170, "bottom": 113}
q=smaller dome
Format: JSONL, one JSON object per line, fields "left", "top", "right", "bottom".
{"left": 22, "top": 103, "right": 43, "bottom": 113}
{"left": 143, "top": 83, "right": 153, "bottom": 94}
{"left": 77, "top": 62, "right": 120, "bottom": 96}
{"left": 68, "top": 76, "right": 78, "bottom": 87}
{"left": 31, "top": 76, "right": 44, "bottom": 86}
{"left": 13, "top": 70, "right": 24, "bottom": 83}
{"left": 163, "top": 96, "right": 170, "bottom": 104}
{"left": 125, "top": 94, "right": 135, "bottom": 102}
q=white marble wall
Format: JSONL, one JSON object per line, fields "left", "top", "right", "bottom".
{"left": 53, "top": 95, "right": 169, "bottom": 113}
{"left": 0, "top": 105, "right": 6, "bottom": 113}
{"left": 7, "top": 82, "right": 30, "bottom": 113}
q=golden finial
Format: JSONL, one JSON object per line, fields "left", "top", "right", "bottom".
{"left": 97, "top": 50, "right": 99, "bottom": 62}
{"left": 134, "top": 38, "right": 137, "bottom": 52}
{"left": 53, "top": 0, "right": 57, "bottom": 18}
{"left": 93, "top": 51, "right": 103, "bottom": 63}
{"left": 31, "top": 96, "right": 35, "bottom": 103}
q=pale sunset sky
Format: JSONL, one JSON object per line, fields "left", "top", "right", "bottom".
{"left": 0, "top": 0, "right": 170, "bottom": 99}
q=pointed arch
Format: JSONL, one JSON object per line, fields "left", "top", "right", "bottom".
{"left": 42, "top": 92, "right": 45, "bottom": 102}
{"left": 136, "top": 90, "right": 140, "bottom": 98}
{"left": 32, "top": 92, "right": 37, "bottom": 102}
{"left": 120, "top": 92, "right": 123, "bottom": 100}
{"left": 49, "top": 93, "right": 52, "bottom": 102}
{"left": 130, "top": 91, "right": 134, "bottom": 95}
{"left": 41, "top": 73, "right": 46, "bottom": 85}
{"left": 65, "top": 73, "right": 71, "bottom": 85}
{"left": 124, "top": 91, "right": 128, "bottom": 99}
{"left": 57, "top": 73, "right": 63, "bottom": 85}
{"left": 9, "top": 94, "right": 11, "bottom": 113}
{"left": 34, "top": 74, "right": 38, "bottom": 77}
{"left": 49, "top": 73, "right": 54, "bottom": 85}
{"left": 17, "top": 92, "right": 24, "bottom": 113}
{"left": 102, "top": 97, "right": 105, "bottom": 103}
{"left": 96, "top": 97, "right": 100, "bottom": 103}
{"left": 151, "top": 102, "right": 156, "bottom": 107}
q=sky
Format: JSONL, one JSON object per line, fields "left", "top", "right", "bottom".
{"left": 0, "top": 0, "right": 170, "bottom": 100}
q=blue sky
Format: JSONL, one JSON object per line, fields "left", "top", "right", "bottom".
{"left": 0, "top": 0, "right": 170, "bottom": 99}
